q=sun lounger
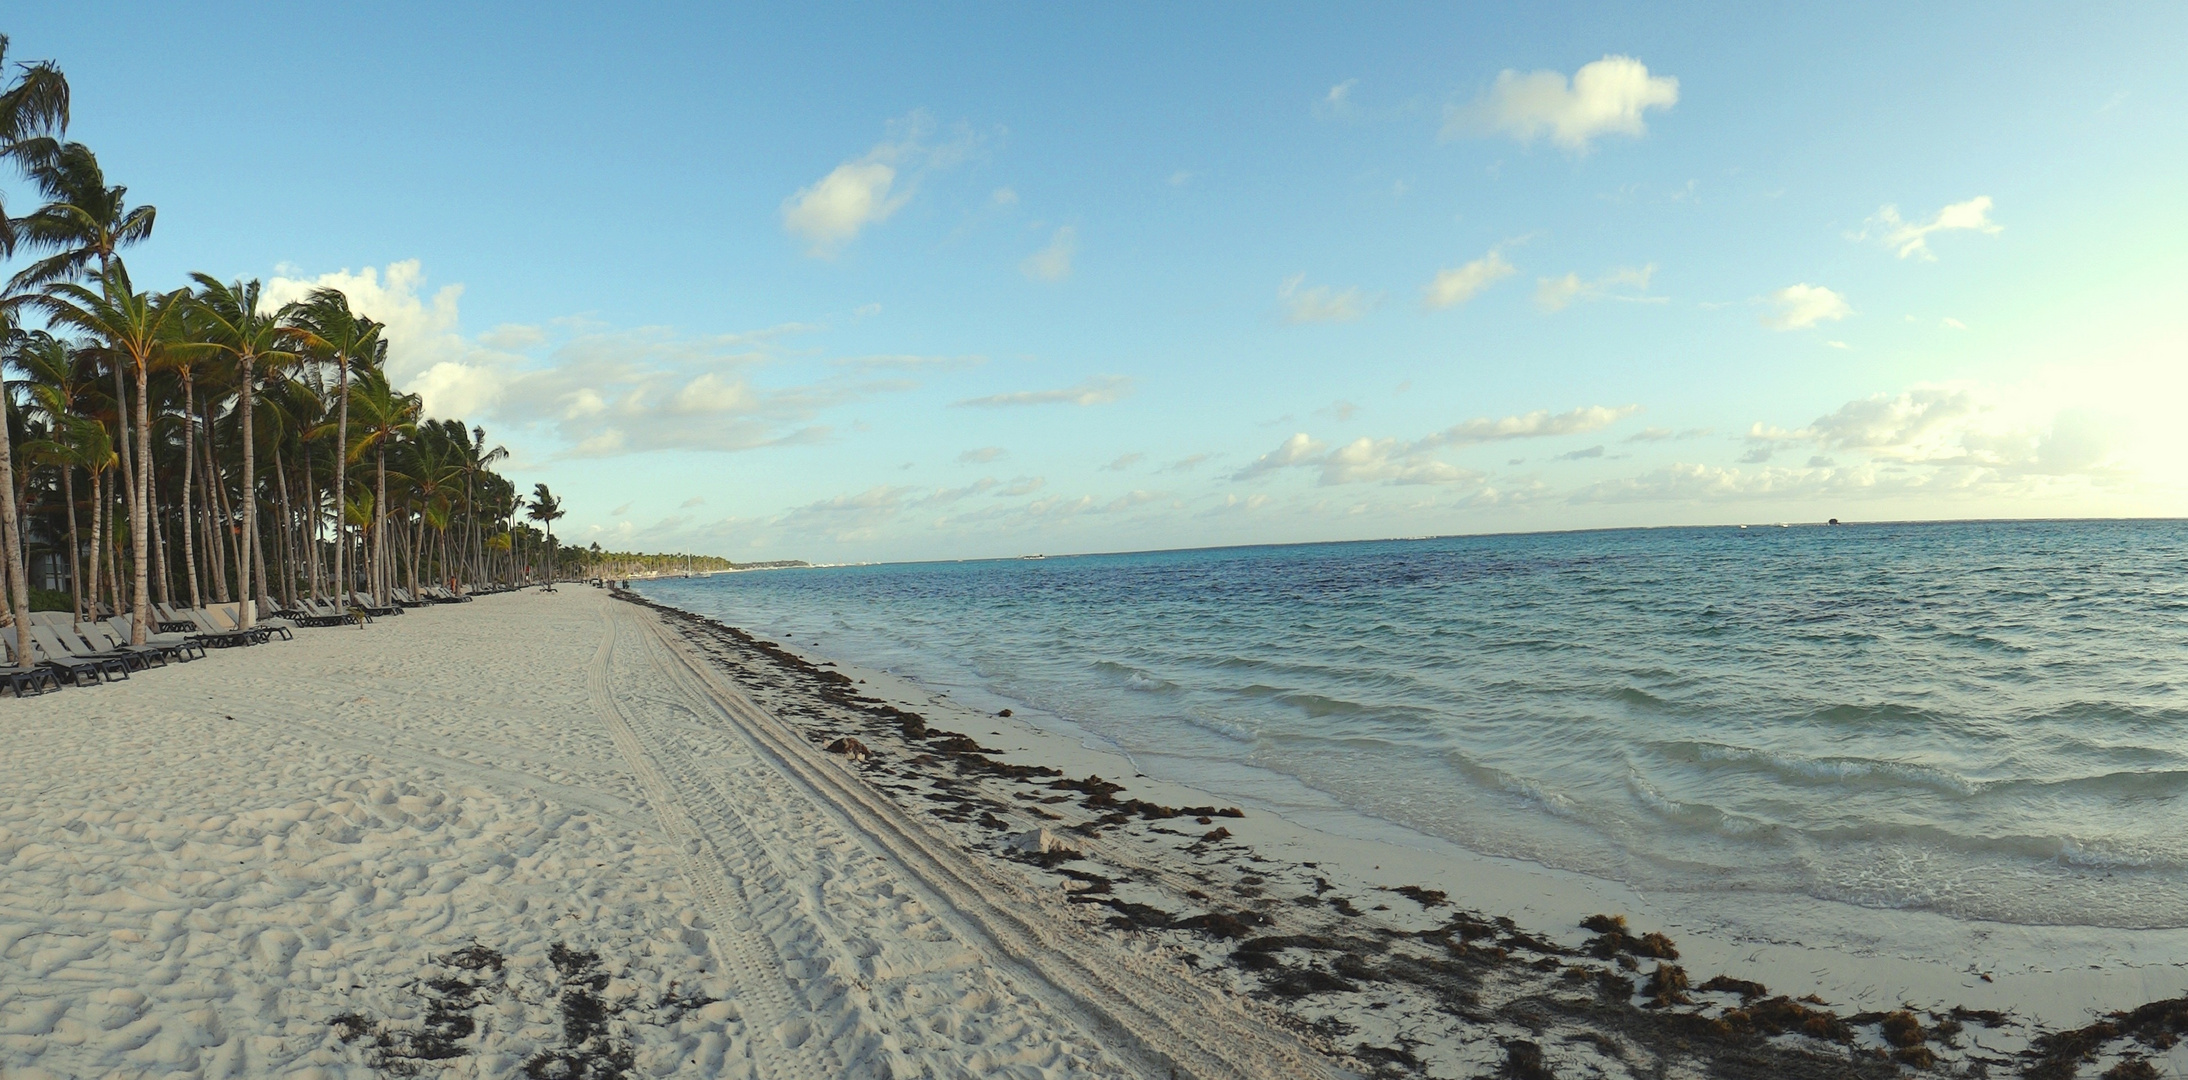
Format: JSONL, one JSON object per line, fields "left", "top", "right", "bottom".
{"left": 0, "top": 639, "right": 63, "bottom": 696}
{"left": 40, "top": 617, "right": 162, "bottom": 671}
{"left": 166, "top": 608, "right": 255, "bottom": 648}
{"left": 70, "top": 620, "right": 177, "bottom": 668}
{"left": 97, "top": 617, "right": 205, "bottom": 662}
{"left": 297, "top": 598, "right": 366, "bottom": 627}
{"left": 151, "top": 603, "right": 200, "bottom": 634}
{"left": 25, "top": 624, "right": 133, "bottom": 682}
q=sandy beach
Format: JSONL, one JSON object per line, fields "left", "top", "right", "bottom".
{"left": 5, "top": 587, "right": 2184, "bottom": 1079}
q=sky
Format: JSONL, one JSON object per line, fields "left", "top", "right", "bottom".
{"left": 7, "top": 3, "right": 2186, "bottom": 562}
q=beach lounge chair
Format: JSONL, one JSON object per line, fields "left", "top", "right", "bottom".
{"left": 25, "top": 623, "right": 133, "bottom": 682}
{"left": 390, "top": 588, "right": 429, "bottom": 609}
{"left": 171, "top": 608, "right": 256, "bottom": 648}
{"left": 66, "top": 619, "right": 178, "bottom": 669}
{"left": 151, "top": 603, "right": 199, "bottom": 634}
{"left": 96, "top": 617, "right": 206, "bottom": 662}
{"left": 35, "top": 616, "right": 162, "bottom": 671}
{"left": 0, "top": 638, "right": 63, "bottom": 696}
{"left": 305, "top": 598, "right": 367, "bottom": 627}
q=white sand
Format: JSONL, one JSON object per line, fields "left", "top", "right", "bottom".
{"left": 0, "top": 590, "right": 1324, "bottom": 1079}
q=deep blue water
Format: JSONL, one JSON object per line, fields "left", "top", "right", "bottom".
{"left": 639, "top": 520, "right": 2188, "bottom": 928}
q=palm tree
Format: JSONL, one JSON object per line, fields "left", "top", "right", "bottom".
{"left": 2, "top": 139, "right": 156, "bottom": 294}
{"left": 527, "top": 483, "right": 563, "bottom": 591}
{"left": 36, "top": 262, "right": 198, "bottom": 644}
{"left": 345, "top": 368, "right": 419, "bottom": 606}
{"left": 190, "top": 274, "right": 293, "bottom": 625}
{"left": 0, "top": 36, "right": 69, "bottom": 666}
{"left": 0, "top": 34, "right": 67, "bottom": 143}
{"left": 285, "top": 291, "right": 379, "bottom": 607}
{"left": 0, "top": 318, "right": 36, "bottom": 664}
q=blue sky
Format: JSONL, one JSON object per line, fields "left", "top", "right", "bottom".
{"left": 8, "top": 4, "right": 2186, "bottom": 561}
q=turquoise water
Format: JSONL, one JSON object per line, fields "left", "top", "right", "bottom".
{"left": 638, "top": 520, "right": 2188, "bottom": 929}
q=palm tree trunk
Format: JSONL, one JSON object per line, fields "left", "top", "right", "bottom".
{"left": 62, "top": 466, "right": 81, "bottom": 623}
{"left": 0, "top": 375, "right": 33, "bottom": 669}
{"left": 238, "top": 355, "right": 259, "bottom": 627}
{"left": 200, "top": 424, "right": 229, "bottom": 604}
{"left": 333, "top": 357, "right": 350, "bottom": 608}
{"left": 88, "top": 471, "right": 104, "bottom": 617}
{"left": 273, "top": 443, "right": 297, "bottom": 609}
{"left": 300, "top": 437, "right": 321, "bottom": 602}
{"left": 130, "top": 356, "right": 153, "bottom": 644}
{"left": 151, "top": 484, "right": 171, "bottom": 608}
{"left": 179, "top": 374, "right": 201, "bottom": 606}
{"left": 374, "top": 445, "right": 388, "bottom": 606}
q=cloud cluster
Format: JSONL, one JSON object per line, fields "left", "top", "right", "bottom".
{"left": 780, "top": 112, "right": 979, "bottom": 256}
{"left": 1733, "top": 383, "right": 2125, "bottom": 486}
{"left": 1862, "top": 196, "right": 2001, "bottom": 260}
{"left": 952, "top": 374, "right": 1133, "bottom": 408}
{"left": 1762, "top": 283, "right": 1851, "bottom": 330}
{"left": 1452, "top": 55, "right": 1679, "bottom": 153}
{"left": 1423, "top": 250, "right": 1516, "bottom": 310}
{"left": 271, "top": 260, "right": 980, "bottom": 458}
{"left": 1279, "top": 274, "right": 1371, "bottom": 323}
{"left": 1235, "top": 404, "right": 1641, "bottom": 485}
{"left": 1536, "top": 264, "right": 1657, "bottom": 312}
{"left": 1020, "top": 226, "right": 1076, "bottom": 281}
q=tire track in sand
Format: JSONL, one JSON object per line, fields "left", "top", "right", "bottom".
{"left": 587, "top": 606, "right": 850, "bottom": 1080}
{"left": 613, "top": 598, "right": 1336, "bottom": 1080}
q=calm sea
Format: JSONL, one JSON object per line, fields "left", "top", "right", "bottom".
{"left": 637, "top": 520, "right": 2188, "bottom": 929}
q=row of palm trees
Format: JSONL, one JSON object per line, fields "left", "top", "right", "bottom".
{"left": 0, "top": 36, "right": 569, "bottom": 654}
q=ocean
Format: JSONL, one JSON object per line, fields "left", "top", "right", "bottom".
{"left": 636, "top": 520, "right": 2188, "bottom": 931}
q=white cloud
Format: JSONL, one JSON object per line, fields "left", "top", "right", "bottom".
{"left": 1314, "top": 78, "right": 1359, "bottom": 119}
{"left": 1554, "top": 445, "right": 1606, "bottom": 461}
{"left": 1318, "top": 438, "right": 1483, "bottom": 486}
{"left": 1535, "top": 264, "right": 1656, "bottom": 312}
{"left": 1451, "top": 55, "right": 1679, "bottom": 152}
{"left": 680, "top": 496, "right": 706, "bottom": 508}
{"left": 1235, "top": 404, "right": 1637, "bottom": 485}
{"left": 782, "top": 161, "right": 906, "bottom": 254}
{"left": 1623, "top": 426, "right": 1710, "bottom": 443}
{"left": 1762, "top": 283, "right": 1852, "bottom": 330}
{"left": 958, "top": 446, "right": 1006, "bottom": 464}
{"left": 1021, "top": 226, "right": 1076, "bottom": 282}
{"left": 1942, "top": 317, "right": 1968, "bottom": 330}
{"left": 1167, "top": 170, "right": 1194, "bottom": 187}
{"left": 990, "top": 187, "right": 1018, "bottom": 206}
{"left": 269, "top": 263, "right": 942, "bottom": 457}
{"left": 1423, "top": 250, "right": 1516, "bottom": 310}
{"left": 1234, "top": 433, "right": 1329, "bottom": 480}
{"left": 952, "top": 374, "right": 1133, "bottom": 408}
{"left": 1101, "top": 452, "right": 1144, "bottom": 472}
{"left": 1279, "top": 274, "right": 1372, "bottom": 323}
{"left": 1424, "top": 404, "right": 1641, "bottom": 446}
{"left": 780, "top": 112, "right": 976, "bottom": 256}
{"left": 264, "top": 260, "right": 557, "bottom": 422}
{"left": 854, "top": 303, "right": 883, "bottom": 318}
{"left": 1862, "top": 196, "right": 2001, "bottom": 260}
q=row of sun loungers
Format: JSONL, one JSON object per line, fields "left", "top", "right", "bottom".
{"left": 3, "top": 588, "right": 492, "bottom": 696}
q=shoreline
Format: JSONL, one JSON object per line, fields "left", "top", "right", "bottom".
{"left": 627, "top": 586, "right": 2188, "bottom": 1078}
{"left": 628, "top": 583, "right": 2188, "bottom": 1026}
